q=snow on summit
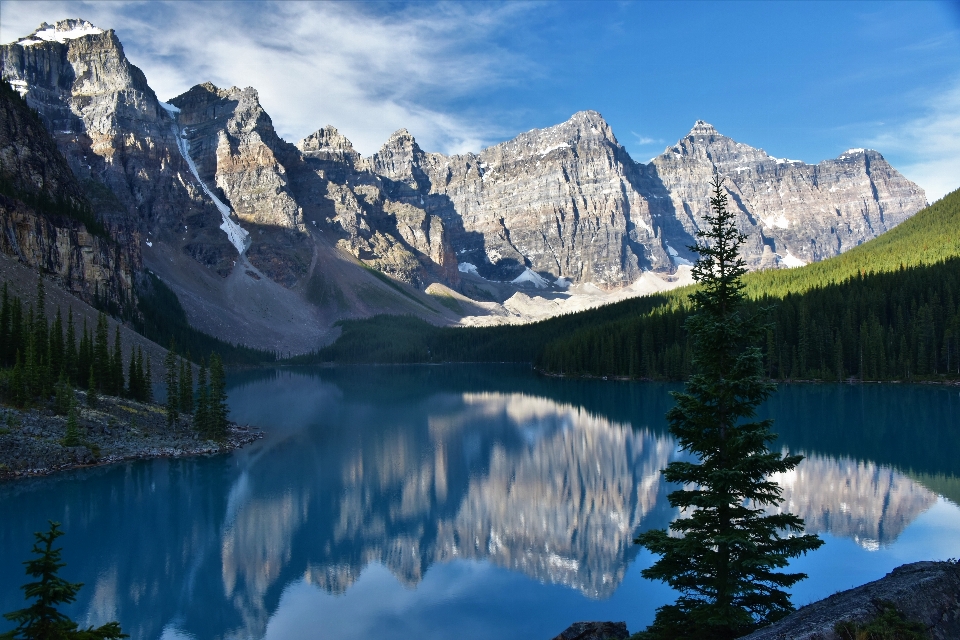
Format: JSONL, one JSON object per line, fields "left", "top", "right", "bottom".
{"left": 14, "top": 19, "right": 103, "bottom": 46}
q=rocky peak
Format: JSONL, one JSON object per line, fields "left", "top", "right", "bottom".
{"left": 362, "top": 127, "right": 429, "bottom": 191}
{"left": 297, "top": 125, "right": 360, "bottom": 165}
{"left": 688, "top": 119, "right": 717, "bottom": 136}
{"left": 12, "top": 19, "right": 104, "bottom": 46}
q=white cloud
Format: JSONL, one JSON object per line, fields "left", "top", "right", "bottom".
{"left": 866, "top": 77, "right": 960, "bottom": 203}
{"left": 1, "top": 1, "right": 531, "bottom": 156}
{"left": 630, "top": 132, "right": 662, "bottom": 146}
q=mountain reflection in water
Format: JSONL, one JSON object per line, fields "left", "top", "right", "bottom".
{"left": 0, "top": 366, "right": 957, "bottom": 640}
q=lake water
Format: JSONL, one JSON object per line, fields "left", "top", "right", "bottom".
{"left": 1, "top": 365, "right": 959, "bottom": 639}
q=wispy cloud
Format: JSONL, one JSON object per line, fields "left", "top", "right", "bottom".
{"left": 1, "top": 1, "right": 532, "bottom": 155}
{"left": 630, "top": 132, "right": 663, "bottom": 146}
{"left": 866, "top": 77, "right": 960, "bottom": 202}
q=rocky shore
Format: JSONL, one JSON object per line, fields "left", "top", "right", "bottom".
{"left": 0, "top": 392, "right": 262, "bottom": 480}
{"left": 548, "top": 561, "right": 960, "bottom": 640}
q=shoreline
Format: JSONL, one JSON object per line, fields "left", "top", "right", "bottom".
{"left": 0, "top": 392, "right": 264, "bottom": 481}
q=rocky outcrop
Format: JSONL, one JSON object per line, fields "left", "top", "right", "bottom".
{"left": 0, "top": 19, "right": 237, "bottom": 276}
{"left": 0, "top": 79, "right": 136, "bottom": 310}
{"left": 648, "top": 120, "right": 927, "bottom": 269}
{"left": 740, "top": 561, "right": 960, "bottom": 640}
{"left": 550, "top": 621, "right": 629, "bottom": 640}
{"left": 360, "top": 114, "right": 926, "bottom": 286}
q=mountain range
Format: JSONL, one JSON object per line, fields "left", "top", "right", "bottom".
{"left": 1, "top": 19, "right": 928, "bottom": 353}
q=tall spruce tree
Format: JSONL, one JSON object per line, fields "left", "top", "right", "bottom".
{"left": 178, "top": 355, "right": 193, "bottom": 414}
{"left": 93, "top": 314, "right": 109, "bottom": 393}
{"left": 634, "top": 176, "right": 823, "bottom": 639}
{"left": 1, "top": 521, "right": 126, "bottom": 640}
{"left": 194, "top": 358, "right": 209, "bottom": 435}
{"left": 208, "top": 353, "right": 228, "bottom": 439}
{"left": 64, "top": 308, "right": 77, "bottom": 383}
{"left": 164, "top": 346, "right": 179, "bottom": 426}
{"left": 144, "top": 356, "right": 153, "bottom": 403}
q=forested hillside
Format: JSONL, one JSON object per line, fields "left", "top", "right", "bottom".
{"left": 307, "top": 188, "right": 960, "bottom": 382}
{"left": 539, "top": 187, "right": 960, "bottom": 380}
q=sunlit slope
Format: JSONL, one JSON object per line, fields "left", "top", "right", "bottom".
{"left": 742, "top": 187, "right": 960, "bottom": 298}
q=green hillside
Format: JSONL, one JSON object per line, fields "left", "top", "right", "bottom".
{"left": 539, "top": 187, "right": 960, "bottom": 380}
{"left": 742, "top": 187, "right": 960, "bottom": 297}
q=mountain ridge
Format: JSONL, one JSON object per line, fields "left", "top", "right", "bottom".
{"left": 0, "top": 18, "right": 930, "bottom": 353}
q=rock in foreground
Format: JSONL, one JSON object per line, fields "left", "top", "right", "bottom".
{"left": 740, "top": 561, "right": 960, "bottom": 640}
{"left": 551, "top": 621, "right": 628, "bottom": 640}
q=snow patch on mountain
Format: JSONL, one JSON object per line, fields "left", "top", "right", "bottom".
{"left": 512, "top": 267, "right": 551, "bottom": 288}
{"left": 174, "top": 126, "right": 250, "bottom": 254}
{"left": 16, "top": 20, "right": 103, "bottom": 46}
{"left": 780, "top": 252, "right": 807, "bottom": 268}
{"left": 458, "top": 262, "right": 479, "bottom": 275}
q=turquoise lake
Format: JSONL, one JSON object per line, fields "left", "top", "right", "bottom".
{"left": 2, "top": 365, "right": 959, "bottom": 639}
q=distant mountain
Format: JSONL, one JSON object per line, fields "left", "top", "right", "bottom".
{"left": 0, "top": 19, "right": 930, "bottom": 353}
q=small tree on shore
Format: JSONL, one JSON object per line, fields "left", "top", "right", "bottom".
{"left": 634, "top": 176, "right": 822, "bottom": 639}
{"left": 1, "top": 521, "right": 127, "bottom": 639}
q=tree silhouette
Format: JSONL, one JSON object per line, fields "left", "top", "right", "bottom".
{"left": 634, "top": 176, "right": 823, "bottom": 639}
{"left": 1, "top": 521, "right": 126, "bottom": 639}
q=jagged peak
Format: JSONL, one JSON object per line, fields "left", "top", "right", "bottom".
{"left": 298, "top": 125, "right": 358, "bottom": 156}
{"left": 388, "top": 128, "right": 415, "bottom": 142}
{"left": 688, "top": 120, "right": 719, "bottom": 136}
{"left": 13, "top": 19, "right": 104, "bottom": 47}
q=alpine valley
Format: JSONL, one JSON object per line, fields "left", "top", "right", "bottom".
{"left": 1, "top": 19, "right": 929, "bottom": 355}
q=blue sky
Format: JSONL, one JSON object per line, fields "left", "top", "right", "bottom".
{"left": 2, "top": 1, "right": 959, "bottom": 200}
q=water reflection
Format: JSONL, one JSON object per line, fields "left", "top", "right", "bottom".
{"left": 771, "top": 454, "right": 937, "bottom": 550}
{"left": 0, "top": 367, "right": 958, "bottom": 640}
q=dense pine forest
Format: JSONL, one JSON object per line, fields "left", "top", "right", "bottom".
{"left": 0, "top": 276, "right": 232, "bottom": 437}
{"left": 297, "top": 187, "right": 960, "bottom": 382}
{"left": 0, "top": 278, "right": 152, "bottom": 407}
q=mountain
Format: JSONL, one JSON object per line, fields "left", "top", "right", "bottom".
{"left": 1, "top": 19, "right": 930, "bottom": 353}
{"left": 0, "top": 77, "right": 136, "bottom": 314}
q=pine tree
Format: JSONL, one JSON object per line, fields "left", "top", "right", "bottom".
{"left": 194, "top": 358, "right": 210, "bottom": 436}
{"left": 1, "top": 521, "right": 127, "bottom": 639}
{"left": 93, "top": 313, "right": 109, "bottom": 393}
{"left": 11, "top": 351, "right": 25, "bottom": 408}
{"left": 126, "top": 350, "right": 138, "bottom": 401}
{"left": 208, "top": 353, "right": 228, "bottom": 439}
{"left": 53, "top": 371, "right": 71, "bottom": 416}
{"left": 0, "top": 282, "right": 10, "bottom": 366}
{"left": 64, "top": 308, "right": 77, "bottom": 384}
{"left": 49, "top": 308, "right": 64, "bottom": 383}
{"left": 86, "top": 365, "right": 97, "bottom": 409}
{"left": 178, "top": 355, "right": 193, "bottom": 414}
{"left": 76, "top": 320, "right": 91, "bottom": 389}
{"left": 164, "top": 346, "right": 178, "bottom": 427}
{"left": 62, "top": 401, "right": 80, "bottom": 447}
{"left": 634, "top": 176, "right": 823, "bottom": 639}
{"left": 111, "top": 327, "right": 123, "bottom": 397}
{"left": 144, "top": 356, "right": 153, "bottom": 403}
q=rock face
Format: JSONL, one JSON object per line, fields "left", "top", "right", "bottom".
{"left": 741, "top": 561, "right": 960, "bottom": 640}
{"left": 1, "top": 19, "right": 930, "bottom": 347}
{"left": 361, "top": 115, "right": 926, "bottom": 284}
{"left": 648, "top": 120, "right": 927, "bottom": 270}
{"left": 0, "top": 19, "right": 237, "bottom": 275}
{"left": 0, "top": 79, "right": 136, "bottom": 310}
